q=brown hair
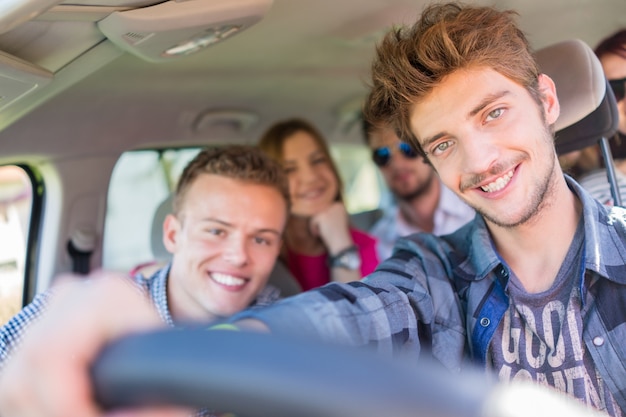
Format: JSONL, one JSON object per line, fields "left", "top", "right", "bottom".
{"left": 595, "top": 29, "right": 626, "bottom": 60}
{"left": 173, "top": 145, "right": 290, "bottom": 214}
{"left": 360, "top": 104, "right": 381, "bottom": 146}
{"left": 258, "top": 118, "right": 344, "bottom": 197}
{"left": 364, "top": 2, "right": 542, "bottom": 158}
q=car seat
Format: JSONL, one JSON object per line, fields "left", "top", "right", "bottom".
{"left": 147, "top": 193, "right": 302, "bottom": 297}
{"left": 349, "top": 208, "right": 383, "bottom": 231}
{"left": 534, "top": 39, "right": 621, "bottom": 205}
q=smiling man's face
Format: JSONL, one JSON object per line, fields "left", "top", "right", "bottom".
{"left": 410, "top": 67, "right": 561, "bottom": 228}
{"left": 164, "top": 174, "right": 287, "bottom": 323}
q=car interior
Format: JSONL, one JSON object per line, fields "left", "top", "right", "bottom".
{"left": 0, "top": 0, "right": 625, "bottom": 413}
{"left": 0, "top": 0, "right": 624, "bottom": 339}
{"left": 0, "top": 0, "right": 626, "bottom": 320}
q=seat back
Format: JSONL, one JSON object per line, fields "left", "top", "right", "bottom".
{"left": 535, "top": 39, "right": 619, "bottom": 154}
{"left": 150, "top": 193, "right": 174, "bottom": 262}
{"left": 349, "top": 208, "right": 383, "bottom": 232}
{"left": 534, "top": 39, "right": 620, "bottom": 204}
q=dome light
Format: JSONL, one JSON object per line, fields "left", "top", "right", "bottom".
{"left": 162, "top": 25, "right": 242, "bottom": 57}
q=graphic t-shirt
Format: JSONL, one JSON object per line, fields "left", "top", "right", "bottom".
{"left": 490, "top": 220, "right": 623, "bottom": 417}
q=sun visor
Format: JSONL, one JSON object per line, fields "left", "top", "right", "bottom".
{"left": 97, "top": 0, "right": 274, "bottom": 63}
{"left": 0, "top": 50, "right": 53, "bottom": 112}
{"left": 0, "top": 0, "right": 64, "bottom": 34}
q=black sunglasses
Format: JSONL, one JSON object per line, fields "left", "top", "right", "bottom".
{"left": 372, "top": 142, "right": 419, "bottom": 167}
{"left": 609, "top": 77, "right": 626, "bottom": 102}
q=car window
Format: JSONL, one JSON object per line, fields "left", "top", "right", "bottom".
{"left": 331, "top": 144, "right": 387, "bottom": 213}
{"left": 0, "top": 165, "right": 36, "bottom": 324}
{"left": 102, "top": 145, "right": 386, "bottom": 273}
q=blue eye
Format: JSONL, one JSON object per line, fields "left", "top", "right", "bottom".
{"left": 436, "top": 142, "right": 449, "bottom": 151}
{"left": 206, "top": 228, "right": 225, "bottom": 236}
{"left": 486, "top": 108, "right": 504, "bottom": 121}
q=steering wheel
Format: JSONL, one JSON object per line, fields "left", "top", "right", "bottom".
{"left": 91, "top": 329, "right": 599, "bottom": 417}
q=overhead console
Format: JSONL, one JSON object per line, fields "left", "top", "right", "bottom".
{"left": 98, "top": 0, "right": 274, "bottom": 63}
{"left": 0, "top": 50, "right": 52, "bottom": 113}
{"left": 0, "top": 0, "right": 273, "bottom": 128}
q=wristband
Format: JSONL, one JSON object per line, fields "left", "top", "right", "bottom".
{"left": 208, "top": 323, "right": 241, "bottom": 332}
{"left": 327, "top": 245, "right": 361, "bottom": 270}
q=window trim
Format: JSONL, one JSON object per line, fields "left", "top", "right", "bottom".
{"left": 16, "top": 164, "right": 45, "bottom": 306}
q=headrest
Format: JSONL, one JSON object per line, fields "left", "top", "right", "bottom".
{"left": 535, "top": 39, "right": 619, "bottom": 155}
{"left": 150, "top": 194, "right": 174, "bottom": 262}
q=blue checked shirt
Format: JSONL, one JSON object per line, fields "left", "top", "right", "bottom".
{"left": 0, "top": 263, "right": 279, "bottom": 369}
{"left": 231, "top": 176, "right": 626, "bottom": 413}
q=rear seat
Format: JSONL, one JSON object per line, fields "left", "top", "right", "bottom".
{"left": 349, "top": 208, "right": 383, "bottom": 232}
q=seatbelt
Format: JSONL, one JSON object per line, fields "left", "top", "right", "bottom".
{"left": 599, "top": 136, "right": 623, "bottom": 206}
{"left": 67, "top": 228, "right": 96, "bottom": 275}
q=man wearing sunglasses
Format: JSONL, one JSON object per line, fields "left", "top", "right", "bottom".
{"left": 362, "top": 118, "right": 475, "bottom": 259}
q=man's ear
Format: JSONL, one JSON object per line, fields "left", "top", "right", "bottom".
{"left": 163, "top": 214, "right": 180, "bottom": 254}
{"left": 538, "top": 73, "right": 560, "bottom": 125}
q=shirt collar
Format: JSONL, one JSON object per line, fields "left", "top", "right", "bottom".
{"left": 148, "top": 263, "right": 176, "bottom": 327}
{"left": 455, "top": 175, "right": 626, "bottom": 284}
{"left": 437, "top": 182, "right": 473, "bottom": 218}
{"left": 566, "top": 175, "right": 626, "bottom": 284}
{"left": 456, "top": 215, "right": 501, "bottom": 281}
{"left": 146, "top": 262, "right": 280, "bottom": 326}
{"left": 391, "top": 180, "right": 473, "bottom": 235}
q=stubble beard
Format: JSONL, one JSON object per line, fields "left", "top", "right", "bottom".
{"left": 467, "top": 127, "right": 558, "bottom": 229}
{"left": 478, "top": 157, "right": 557, "bottom": 228}
{"left": 395, "top": 169, "right": 437, "bottom": 202}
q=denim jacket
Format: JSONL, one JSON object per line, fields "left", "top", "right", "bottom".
{"left": 233, "top": 176, "right": 626, "bottom": 413}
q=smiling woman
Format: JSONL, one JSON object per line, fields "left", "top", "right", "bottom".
{"left": 258, "top": 119, "right": 380, "bottom": 290}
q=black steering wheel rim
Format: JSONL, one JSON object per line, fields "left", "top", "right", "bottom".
{"left": 91, "top": 328, "right": 492, "bottom": 417}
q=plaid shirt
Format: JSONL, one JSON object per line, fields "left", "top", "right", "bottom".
{"left": 0, "top": 263, "right": 280, "bottom": 369}
{"left": 232, "top": 176, "right": 626, "bottom": 413}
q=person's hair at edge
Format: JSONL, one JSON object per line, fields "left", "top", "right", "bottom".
{"left": 360, "top": 94, "right": 422, "bottom": 162}
{"left": 258, "top": 118, "right": 344, "bottom": 200}
{"left": 594, "top": 29, "right": 626, "bottom": 59}
{"left": 363, "top": 2, "right": 546, "bottom": 160}
{"left": 360, "top": 94, "right": 416, "bottom": 152}
{"left": 173, "top": 145, "right": 290, "bottom": 215}
{"left": 360, "top": 112, "right": 374, "bottom": 146}
{"left": 594, "top": 29, "right": 626, "bottom": 161}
